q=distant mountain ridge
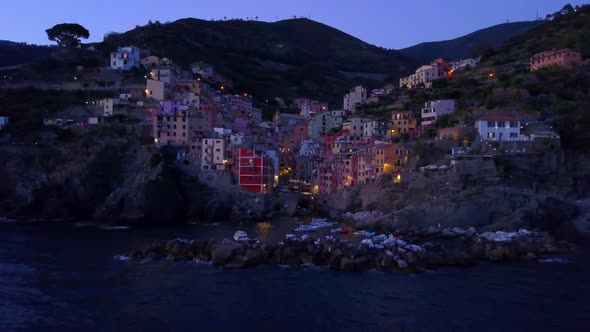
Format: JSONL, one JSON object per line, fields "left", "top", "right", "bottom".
{"left": 399, "top": 21, "right": 542, "bottom": 62}
{"left": 102, "top": 18, "right": 419, "bottom": 104}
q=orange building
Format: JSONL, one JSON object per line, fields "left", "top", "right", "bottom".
{"left": 530, "top": 49, "right": 582, "bottom": 71}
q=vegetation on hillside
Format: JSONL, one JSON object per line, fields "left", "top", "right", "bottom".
{"left": 0, "top": 41, "right": 52, "bottom": 67}
{"left": 103, "top": 18, "right": 418, "bottom": 105}
{"left": 492, "top": 4, "right": 590, "bottom": 64}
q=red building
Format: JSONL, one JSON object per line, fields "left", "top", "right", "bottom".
{"left": 235, "top": 148, "right": 273, "bottom": 193}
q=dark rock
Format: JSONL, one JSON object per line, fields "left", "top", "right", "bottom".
{"left": 353, "top": 256, "right": 370, "bottom": 272}
{"left": 281, "top": 246, "right": 301, "bottom": 266}
{"left": 380, "top": 254, "right": 395, "bottom": 270}
{"left": 340, "top": 257, "right": 354, "bottom": 271}
{"left": 443, "top": 249, "right": 474, "bottom": 266}
{"left": 396, "top": 259, "right": 409, "bottom": 269}
{"left": 244, "top": 248, "right": 264, "bottom": 266}
{"left": 211, "top": 239, "right": 242, "bottom": 265}
{"left": 521, "top": 252, "right": 537, "bottom": 261}
{"left": 226, "top": 255, "right": 249, "bottom": 269}
{"left": 328, "top": 249, "right": 343, "bottom": 269}
{"left": 402, "top": 251, "right": 421, "bottom": 266}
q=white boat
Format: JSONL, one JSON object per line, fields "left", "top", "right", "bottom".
{"left": 233, "top": 231, "right": 249, "bottom": 241}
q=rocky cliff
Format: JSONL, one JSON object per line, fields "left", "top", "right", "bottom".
{"left": 319, "top": 150, "right": 586, "bottom": 240}
{"left": 0, "top": 127, "right": 279, "bottom": 224}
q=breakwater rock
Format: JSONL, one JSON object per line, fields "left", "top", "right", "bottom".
{"left": 119, "top": 228, "right": 575, "bottom": 272}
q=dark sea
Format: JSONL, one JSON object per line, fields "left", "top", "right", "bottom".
{"left": 1, "top": 219, "right": 589, "bottom": 332}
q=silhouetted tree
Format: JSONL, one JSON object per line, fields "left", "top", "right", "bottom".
{"left": 46, "top": 23, "right": 89, "bottom": 47}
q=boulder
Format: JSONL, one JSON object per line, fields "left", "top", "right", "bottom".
{"left": 396, "top": 259, "right": 409, "bottom": 269}
{"left": 353, "top": 256, "right": 370, "bottom": 272}
{"left": 328, "top": 249, "right": 343, "bottom": 269}
{"left": 211, "top": 239, "right": 243, "bottom": 265}
{"left": 380, "top": 254, "right": 395, "bottom": 269}
{"left": 340, "top": 257, "right": 354, "bottom": 271}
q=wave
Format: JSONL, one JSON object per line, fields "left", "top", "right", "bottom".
{"left": 99, "top": 225, "right": 130, "bottom": 231}
{"left": 539, "top": 257, "right": 570, "bottom": 264}
{"left": 113, "top": 255, "right": 129, "bottom": 262}
{"left": 0, "top": 217, "right": 17, "bottom": 223}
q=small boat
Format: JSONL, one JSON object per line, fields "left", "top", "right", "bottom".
{"left": 353, "top": 230, "right": 376, "bottom": 237}
{"left": 338, "top": 227, "right": 350, "bottom": 234}
{"left": 233, "top": 231, "right": 249, "bottom": 241}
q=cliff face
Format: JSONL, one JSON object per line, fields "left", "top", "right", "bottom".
{"left": 0, "top": 132, "right": 279, "bottom": 224}
{"left": 320, "top": 150, "right": 584, "bottom": 239}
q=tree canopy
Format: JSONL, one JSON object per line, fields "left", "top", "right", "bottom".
{"left": 46, "top": 23, "right": 90, "bottom": 47}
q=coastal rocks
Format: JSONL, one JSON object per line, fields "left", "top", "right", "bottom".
{"left": 212, "top": 239, "right": 244, "bottom": 265}
{"left": 120, "top": 228, "right": 574, "bottom": 274}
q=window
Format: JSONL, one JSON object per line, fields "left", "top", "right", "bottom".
{"left": 487, "top": 121, "right": 495, "bottom": 128}
{"left": 509, "top": 133, "right": 517, "bottom": 138}
{"left": 509, "top": 121, "right": 518, "bottom": 128}
{"left": 487, "top": 132, "right": 495, "bottom": 138}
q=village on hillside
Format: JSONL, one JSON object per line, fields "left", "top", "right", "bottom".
{"left": 0, "top": 43, "right": 581, "bottom": 197}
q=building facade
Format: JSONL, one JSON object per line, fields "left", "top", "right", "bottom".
{"left": 235, "top": 148, "right": 273, "bottom": 193}
{"left": 476, "top": 115, "right": 522, "bottom": 141}
{"left": 390, "top": 111, "right": 417, "bottom": 136}
{"left": 110, "top": 46, "right": 140, "bottom": 71}
{"left": 421, "top": 99, "right": 456, "bottom": 126}
{"left": 343, "top": 85, "right": 367, "bottom": 113}
{"left": 530, "top": 48, "right": 582, "bottom": 71}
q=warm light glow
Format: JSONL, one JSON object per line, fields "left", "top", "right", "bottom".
{"left": 154, "top": 138, "right": 159, "bottom": 143}
{"left": 489, "top": 73, "right": 494, "bottom": 78}
{"left": 220, "top": 86, "right": 225, "bottom": 90}
{"left": 244, "top": 93, "right": 248, "bottom": 97}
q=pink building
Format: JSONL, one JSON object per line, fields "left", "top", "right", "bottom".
{"left": 431, "top": 58, "right": 451, "bottom": 78}
{"left": 530, "top": 49, "right": 582, "bottom": 71}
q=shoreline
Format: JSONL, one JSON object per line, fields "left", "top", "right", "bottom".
{"left": 120, "top": 227, "right": 576, "bottom": 273}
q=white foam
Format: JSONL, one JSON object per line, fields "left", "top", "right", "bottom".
{"left": 113, "top": 255, "right": 129, "bottom": 262}
{"left": 539, "top": 257, "right": 570, "bottom": 264}
{"left": 100, "top": 225, "right": 130, "bottom": 231}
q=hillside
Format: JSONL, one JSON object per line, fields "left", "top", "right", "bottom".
{"left": 0, "top": 41, "right": 52, "bottom": 68}
{"left": 399, "top": 21, "right": 541, "bottom": 62}
{"left": 493, "top": 4, "right": 590, "bottom": 64}
{"left": 103, "top": 18, "right": 419, "bottom": 105}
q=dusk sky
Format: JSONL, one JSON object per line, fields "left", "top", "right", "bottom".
{"left": 0, "top": 0, "right": 586, "bottom": 49}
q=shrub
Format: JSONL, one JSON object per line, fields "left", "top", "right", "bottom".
{"left": 150, "top": 153, "right": 162, "bottom": 168}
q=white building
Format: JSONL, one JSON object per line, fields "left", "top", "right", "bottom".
{"left": 101, "top": 98, "right": 114, "bottom": 116}
{"left": 421, "top": 100, "right": 456, "bottom": 126}
{"left": 110, "top": 46, "right": 140, "bottom": 71}
{"left": 450, "top": 58, "right": 477, "bottom": 71}
{"left": 343, "top": 85, "right": 367, "bottom": 113}
{"left": 363, "top": 120, "right": 389, "bottom": 138}
{"left": 201, "top": 136, "right": 226, "bottom": 171}
{"left": 476, "top": 115, "right": 523, "bottom": 141}
{"left": 400, "top": 65, "right": 439, "bottom": 88}
{"left": 342, "top": 117, "right": 368, "bottom": 140}
{"left": 149, "top": 67, "right": 176, "bottom": 84}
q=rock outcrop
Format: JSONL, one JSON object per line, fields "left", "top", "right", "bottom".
{"left": 121, "top": 228, "right": 575, "bottom": 272}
